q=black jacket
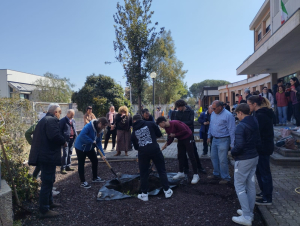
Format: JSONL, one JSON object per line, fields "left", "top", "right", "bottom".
{"left": 29, "top": 113, "right": 66, "bottom": 166}
{"left": 225, "top": 105, "right": 230, "bottom": 112}
{"left": 115, "top": 114, "right": 132, "bottom": 131}
{"left": 59, "top": 116, "right": 77, "bottom": 142}
{"left": 143, "top": 114, "right": 154, "bottom": 122}
{"left": 231, "top": 116, "right": 260, "bottom": 161}
{"left": 246, "top": 94, "right": 252, "bottom": 101}
{"left": 173, "top": 105, "right": 194, "bottom": 132}
{"left": 131, "top": 120, "right": 162, "bottom": 153}
{"left": 253, "top": 107, "right": 274, "bottom": 155}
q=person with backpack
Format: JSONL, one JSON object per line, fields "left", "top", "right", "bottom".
{"left": 131, "top": 114, "right": 173, "bottom": 201}
{"left": 231, "top": 104, "right": 261, "bottom": 226}
{"left": 247, "top": 96, "right": 274, "bottom": 206}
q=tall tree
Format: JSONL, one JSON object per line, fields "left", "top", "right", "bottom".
{"left": 34, "top": 72, "right": 74, "bottom": 103}
{"left": 145, "top": 30, "right": 188, "bottom": 104}
{"left": 113, "top": 0, "right": 164, "bottom": 113}
{"left": 189, "top": 79, "right": 230, "bottom": 99}
{"left": 72, "top": 74, "right": 130, "bottom": 117}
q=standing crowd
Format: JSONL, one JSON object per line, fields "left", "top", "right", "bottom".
{"left": 26, "top": 82, "right": 296, "bottom": 225}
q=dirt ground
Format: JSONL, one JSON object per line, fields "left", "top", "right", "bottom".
{"left": 19, "top": 159, "right": 265, "bottom": 226}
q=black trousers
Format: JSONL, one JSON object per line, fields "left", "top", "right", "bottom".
{"left": 178, "top": 136, "right": 198, "bottom": 174}
{"left": 39, "top": 164, "right": 56, "bottom": 213}
{"left": 104, "top": 127, "right": 117, "bottom": 149}
{"left": 181, "top": 136, "right": 202, "bottom": 174}
{"left": 292, "top": 103, "right": 300, "bottom": 126}
{"left": 256, "top": 155, "right": 273, "bottom": 202}
{"left": 138, "top": 149, "right": 169, "bottom": 193}
{"left": 75, "top": 148, "right": 98, "bottom": 182}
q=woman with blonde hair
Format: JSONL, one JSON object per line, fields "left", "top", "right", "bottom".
{"left": 114, "top": 106, "right": 132, "bottom": 156}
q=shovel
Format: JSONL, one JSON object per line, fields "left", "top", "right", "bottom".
{"left": 96, "top": 147, "right": 121, "bottom": 182}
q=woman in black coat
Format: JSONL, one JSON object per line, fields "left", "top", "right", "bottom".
{"left": 247, "top": 95, "right": 274, "bottom": 206}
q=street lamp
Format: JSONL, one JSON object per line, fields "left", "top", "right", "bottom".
{"left": 150, "top": 72, "right": 157, "bottom": 117}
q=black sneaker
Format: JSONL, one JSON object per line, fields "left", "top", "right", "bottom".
{"left": 92, "top": 177, "right": 105, "bottom": 183}
{"left": 198, "top": 168, "right": 207, "bottom": 174}
{"left": 255, "top": 199, "right": 272, "bottom": 206}
{"left": 256, "top": 192, "right": 263, "bottom": 199}
{"left": 81, "top": 182, "right": 91, "bottom": 189}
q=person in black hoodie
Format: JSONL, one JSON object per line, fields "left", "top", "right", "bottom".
{"left": 173, "top": 99, "right": 206, "bottom": 174}
{"left": 131, "top": 114, "right": 173, "bottom": 202}
{"left": 247, "top": 95, "right": 274, "bottom": 206}
{"left": 231, "top": 104, "right": 260, "bottom": 226}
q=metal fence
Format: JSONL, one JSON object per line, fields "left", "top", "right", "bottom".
{"left": 33, "top": 102, "right": 85, "bottom": 131}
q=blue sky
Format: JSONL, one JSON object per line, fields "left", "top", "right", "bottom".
{"left": 0, "top": 0, "right": 264, "bottom": 91}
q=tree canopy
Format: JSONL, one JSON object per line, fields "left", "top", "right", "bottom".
{"left": 113, "top": 0, "right": 164, "bottom": 113}
{"left": 72, "top": 74, "right": 130, "bottom": 117}
{"left": 34, "top": 72, "right": 74, "bottom": 103}
{"left": 189, "top": 79, "right": 230, "bottom": 98}
{"left": 144, "top": 30, "right": 188, "bottom": 104}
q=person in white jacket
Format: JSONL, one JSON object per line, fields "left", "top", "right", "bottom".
{"left": 261, "top": 87, "right": 274, "bottom": 108}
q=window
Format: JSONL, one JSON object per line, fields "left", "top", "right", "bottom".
{"left": 19, "top": 94, "right": 29, "bottom": 99}
{"left": 258, "top": 31, "right": 262, "bottom": 42}
{"left": 266, "top": 17, "right": 271, "bottom": 33}
{"left": 9, "top": 86, "right": 13, "bottom": 93}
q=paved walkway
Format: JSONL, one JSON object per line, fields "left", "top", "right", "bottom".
{"left": 103, "top": 142, "right": 211, "bottom": 159}
{"left": 256, "top": 164, "right": 300, "bottom": 226}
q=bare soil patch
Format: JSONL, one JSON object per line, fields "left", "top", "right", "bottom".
{"left": 20, "top": 159, "right": 265, "bottom": 226}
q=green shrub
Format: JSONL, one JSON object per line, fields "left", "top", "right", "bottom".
{"left": 0, "top": 98, "right": 39, "bottom": 203}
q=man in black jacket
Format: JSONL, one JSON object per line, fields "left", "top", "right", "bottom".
{"left": 60, "top": 109, "right": 77, "bottom": 174}
{"left": 141, "top": 109, "right": 154, "bottom": 122}
{"left": 173, "top": 99, "right": 206, "bottom": 174}
{"left": 131, "top": 114, "right": 173, "bottom": 201}
{"left": 29, "top": 104, "right": 66, "bottom": 218}
{"left": 231, "top": 104, "right": 260, "bottom": 225}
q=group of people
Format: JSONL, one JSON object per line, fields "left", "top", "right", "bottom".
{"left": 196, "top": 95, "right": 276, "bottom": 225}
{"left": 27, "top": 88, "right": 288, "bottom": 225}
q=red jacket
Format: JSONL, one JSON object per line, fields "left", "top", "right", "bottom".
{"left": 165, "top": 120, "right": 192, "bottom": 145}
{"left": 276, "top": 92, "right": 288, "bottom": 107}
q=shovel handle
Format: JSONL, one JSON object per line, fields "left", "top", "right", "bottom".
{"left": 96, "top": 147, "right": 112, "bottom": 169}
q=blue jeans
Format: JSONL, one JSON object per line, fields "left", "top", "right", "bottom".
{"left": 39, "top": 164, "right": 56, "bottom": 213}
{"left": 277, "top": 106, "right": 287, "bottom": 124}
{"left": 256, "top": 155, "right": 273, "bottom": 202}
{"left": 61, "top": 138, "right": 75, "bottom": 169}
{"left": 211, "top": 137, "right": 231, "bottom": 181}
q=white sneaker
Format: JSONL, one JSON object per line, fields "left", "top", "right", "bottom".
{"left": 164, "top": 188, "right": 173, "bottom": 198}
{"left": 111, "top": 147, "right": 115, "bottom": 151}
{"left": 191, "top": 174, "right": 200, "bottom": 184}
{"left": 137, "top": 193, "right": 148, "bottom": 201}
{"left": 173, "top": 172, "right": 185, "bottom": 180}
{"left": 52, "top": 190, "right": 60, "bottom": 196}
{"left": 232, "top": 215, "right": 252, "bottom": 226}
{"left": 237, "top": 210, "right": 254, "bottom": 221}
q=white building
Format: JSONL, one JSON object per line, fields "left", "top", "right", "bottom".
{"left": 237, "top": 0, "right": 300, "bottom": 84}
{"left": 0, "top": 69, "right": 46, "bottom": 101}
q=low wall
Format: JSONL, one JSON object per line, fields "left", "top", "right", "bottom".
{"left": 0, "top": 180, "right": 13, "bottom": 226}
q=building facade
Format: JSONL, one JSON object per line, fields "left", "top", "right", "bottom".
{"left": 199, "top": 86, "right": 219, "bottom": 108}
{"left": 220, "top": 0, "right": 300, "bottom": 106}
{"left": 237, "top": 0, "right": 300, "bottom": 85}
{"left": 0, "top": 69, "right": 46, "bottom": 101}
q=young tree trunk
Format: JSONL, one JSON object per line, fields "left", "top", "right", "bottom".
{"left": 138, "top": 95, "right": 142, "bottom": 115}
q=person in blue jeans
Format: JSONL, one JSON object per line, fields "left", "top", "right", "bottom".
{"left": 207, "top": 100, "right": 236, "bottom": 185}
{"left": 60, "top": 109, "right": 77, "bottom": 174}
{"left": 247, "top": 95, "right": 274, "bottom": 206}
{"left": 74, "top": 117, "right": 108, "bottom": 189}
{"left": 276, "top": 85, "right": 289, "bottom": 126}
{"left": 198, "top": 105, "right": 213, "bottom": 156}
{"left": 231, "top": 104, "right": 261, "bottom": 226}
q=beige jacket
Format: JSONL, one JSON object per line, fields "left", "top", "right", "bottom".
{"left": 84, "top": 113, "right": 96, "bottom": 125}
